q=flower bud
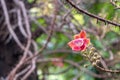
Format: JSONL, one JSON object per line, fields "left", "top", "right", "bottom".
{"left": 92, "top": 62, "right": 96, "bottom": 66}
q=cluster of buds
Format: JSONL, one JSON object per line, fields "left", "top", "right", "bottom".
{"left": 89, "top": 47, "right": 101, "bottom": 66}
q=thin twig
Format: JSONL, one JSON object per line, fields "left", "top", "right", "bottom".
{"left": 29, "top": 16, "right": 49, "bottom": 35}
{"left": 14, "top": 65, "right": 31, "bottom": 80}
{"left": 24, "top": 0, "right": 58, "bottom": 63}
{"left": 22, "top": 59, "right": 36, "bottom": 80}
{"left": 17, "top": 9, "right": 28, "bottom": 38}
{"left": 0, "top": 0, "right": 24, "bottom": 49}
{"left": 110, "top": 0, "right": 120, "bottom": 9}
{"left": 36, "top": 58, "right": 111, "bottom": 78}
{"left": 1, "top": 0, "right": 33, "bottom": 79}
{"left": 66, "top": 0, "right": 120, "bottom": 27}
{"left": 14, "top": 0, "right": 31, "bottom": 37}
{"left": 7, "top": 39, "right": 31, "bottom": 80}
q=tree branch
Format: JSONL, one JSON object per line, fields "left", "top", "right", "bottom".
{"left": 66, "top": 0, "right": 120, "bottom": 27}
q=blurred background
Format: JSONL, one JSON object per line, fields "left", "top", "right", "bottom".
{"left": 0, "top": 0, "right": 120, "bottom": 80}
{"left": 31, "top": 0, "right": 120, "bottom": 80}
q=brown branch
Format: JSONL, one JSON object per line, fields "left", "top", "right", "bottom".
{"left": 14, "top": 65, "right": 31, "bottom": 80}
{"left": 66, "top": 0, "right": 120, "bottom": 27}
{"left": 17, "top": 9, "right": 28, "bottom": 38}
{"left": 41, "top": 66, "right": 72, "bottom": 75}
{"left": 14, "top": 0, "right": 31, "bottom": 38}
{"left": 17, "top": 0, "right": 59, "bottom": 79}
{"left": 95, "top": 64, "right": 120, "bottom": 73}
{"left": 36, "top": 58, "right": 111, "bottom": 78}
{"left": 32, "top": 28, "right": 44, "bottom": 39}
{"left": 22, "top": 58, "right": 36, "bottom": 80}
{"left": 0, "top": 0, "right": 24, "bottom": 49}
{"left": 29, "top": 16, "right": 49, "bottom": 35}
{"left": 2, "top": 0, "right": 33, "bottom": 79}
{"left": 24, "top": 0, "right": 58, "bottom": 63}
{"left": 7, "top": 39, "right": 31, "bottom": 80}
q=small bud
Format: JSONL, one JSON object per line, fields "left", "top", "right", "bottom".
{"left": 91, "top": 57, "right": 97, "bottom": 62}
{"left": 89, "top": 51, "right": 92, "bottom": 55}
{"left": 92, "top": 62, "right": 96, "bottom": 66}
{"left": 96, "top": 55, "right": 101, "bottom": 59}
{"left": 91, "top": 47, "right": 95, "bottom": 51}
{"left": 84, "top": 64, "right": 89, "bottom": 68}
{"left": 93, "top": 52, "right": 98, "bottom": 57}
{"left": 92, "top": 56, "right": 97, "bottom": 60}
{"left": 96, "top": 60, "right": 100, "bottom": 63}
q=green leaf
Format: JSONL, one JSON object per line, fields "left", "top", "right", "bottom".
{"left": 27, "top": 0, "right": 34, "bottom": 3}
{"left": 91, "top": 39, "right": 103, "bottom": 50}
{"left": 81, "top": 73, "right": 94, "bottom": 80}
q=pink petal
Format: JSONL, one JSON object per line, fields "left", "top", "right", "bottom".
{"left": 72, "top": 46, "right": 81, "bottom": 51}
{"left": 68, "top": 40, "right": 75, "bottom": 48}
{"left": 80, "top": 44, "right": 86, "bottom": 51}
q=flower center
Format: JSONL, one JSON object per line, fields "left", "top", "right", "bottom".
{"left": 74, "top": 39, "right": 83, "bottom": 47}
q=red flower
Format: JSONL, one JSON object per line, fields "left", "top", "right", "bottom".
{"left": 68, "top": 30, "right": 90, "bottom": 51}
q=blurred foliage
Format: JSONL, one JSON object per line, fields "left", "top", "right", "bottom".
{"left": 29, "top": 0, "right": 120, "bottom": 80}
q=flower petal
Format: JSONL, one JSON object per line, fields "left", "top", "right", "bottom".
{"left": 79, "top": 30, "right": 86, "bottom": 38}
{"left": 84, "top": 38, "right": 90, "bottom": 45}
{"left": 72, "top": 46, "right": 81, "bottom": 51}
{"left": 68, "top": 40, "right": 75, "bottom": 48}
{"left": 74, "top": 34, "right": 80, "bottom": 39}
{"left": 80, "top": 44, "right": 86, "bottom": 51}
